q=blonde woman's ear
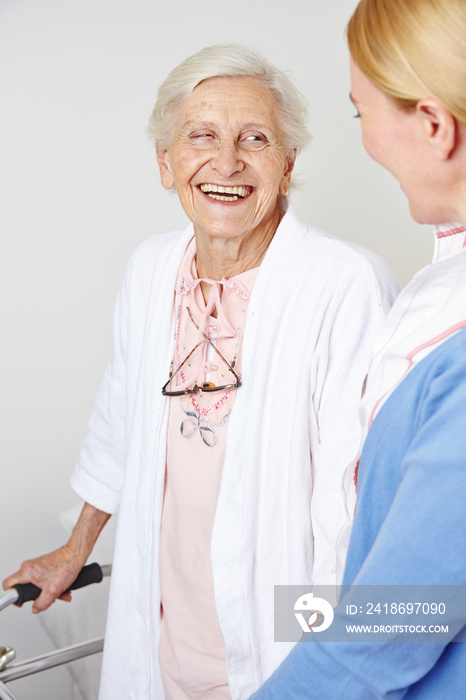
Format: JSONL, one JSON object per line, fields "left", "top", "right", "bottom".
{"left": 416, "top": 99, "right": 457, "bottom": 160}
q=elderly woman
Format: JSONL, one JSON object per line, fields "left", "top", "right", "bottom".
{"left": 3, "top": 45, "right": 398, "bottom": 699}
{"left": 250, "top": 1, "right": 466, "bottom": 698}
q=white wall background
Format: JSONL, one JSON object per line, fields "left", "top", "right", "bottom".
{"left": 0, "top": 0, "right": 432, "bottom": 697}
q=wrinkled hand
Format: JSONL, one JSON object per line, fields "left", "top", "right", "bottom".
{"left": 2, "top": 502, "right": 110, "bottom": 614}
{"left": 2, "top": 545, "right": 85, "bottom": 614}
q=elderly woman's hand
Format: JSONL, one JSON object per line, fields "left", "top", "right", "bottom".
{"left": 2, "top": 545, "right": 85, "bottom": 613}
{"left": 2, "top": 502, "right": 110, "bottom": 613}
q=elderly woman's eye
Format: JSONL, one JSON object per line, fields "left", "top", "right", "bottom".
{"left": 241, "top": 133, "right": 267, "bottom": 148}
{"left": 190, "top": 132, "right": 215, "bottom": 143}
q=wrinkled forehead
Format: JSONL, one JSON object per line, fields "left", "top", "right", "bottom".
{"left": 176, "top": 76, "right": 282, "bottom": 133}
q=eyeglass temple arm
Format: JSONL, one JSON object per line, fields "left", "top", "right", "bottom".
{"left": 186, "top": 307, "right": 240, "bottom": 381}
{"left": 167, "top": 340, "right": 205, "bottom": 379}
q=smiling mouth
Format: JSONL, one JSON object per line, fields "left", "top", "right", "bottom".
{"left": 199, "top": 184, "right": 253, "bottom": 201}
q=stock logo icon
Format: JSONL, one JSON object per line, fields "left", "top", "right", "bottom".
{"left": 294, "top": 592, "right": 334, "bottom": 633}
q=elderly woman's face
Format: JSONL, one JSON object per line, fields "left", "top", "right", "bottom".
{"left": 157, "top": 77, "right": 296, "bottom": 241}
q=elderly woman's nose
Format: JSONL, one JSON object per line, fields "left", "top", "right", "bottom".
{"left": 210, "top": 138, "right": 245, "bottom": 178}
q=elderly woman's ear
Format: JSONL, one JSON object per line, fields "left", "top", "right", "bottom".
{"left": 156, "top": 146, "right": 175, "bottom": 190}
{"left": 279, "top": 149, "right": 297, "bottom": 195}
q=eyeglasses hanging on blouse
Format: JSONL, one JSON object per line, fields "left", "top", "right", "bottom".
{"left": 161, "top": 307, "right": 242, "bottom": 396}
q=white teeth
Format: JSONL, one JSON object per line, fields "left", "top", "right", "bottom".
{"left": 200, "top": 184, "right": 250, "bottom": 197}
{"left": 207, "top": 194, "right": 239, "bottom": 201}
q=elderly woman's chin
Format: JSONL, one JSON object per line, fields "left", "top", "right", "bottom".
{"left": 185, "top": 188, "right": 283, "bottom": 241}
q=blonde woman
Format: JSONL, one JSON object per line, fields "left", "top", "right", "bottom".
{"left": 251, "top": 0, "right": 466, "bottom": 698}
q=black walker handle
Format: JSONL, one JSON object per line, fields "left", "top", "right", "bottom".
{"left": 12, "top": 563, "right": 103, "bottom": 607}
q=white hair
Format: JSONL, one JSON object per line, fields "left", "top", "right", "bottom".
{"left": 147, "top": 43, "right": 311, "bottom": 154}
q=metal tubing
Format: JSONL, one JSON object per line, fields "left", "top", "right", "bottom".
{"left": 0, "top": 682, "right": 19, "bottom": 700}
{"left": 0, "top": 649, "right": 16, "bottom": 673}
{"left": 0, "top": 592, "right": 18, "bottom": 613}
{"left": 100, "top": 564, "right": 112, "bottom": 578}
{"left": 0, "top": 638, "right": 104, "bottom": 683}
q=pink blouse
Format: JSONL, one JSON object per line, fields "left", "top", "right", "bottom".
{"left": 159, "top": 237, "right": 259, "bottom": 699}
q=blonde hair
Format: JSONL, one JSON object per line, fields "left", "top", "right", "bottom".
{"left": 347, "top": 0, "right": 466, "bottom": 125}
{"left": 147, "top": 43, "right": 311, "bottom": 154}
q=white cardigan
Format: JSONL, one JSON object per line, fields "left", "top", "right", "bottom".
{"left": 71, "top": 205, "right": 399, "bottom": 700}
